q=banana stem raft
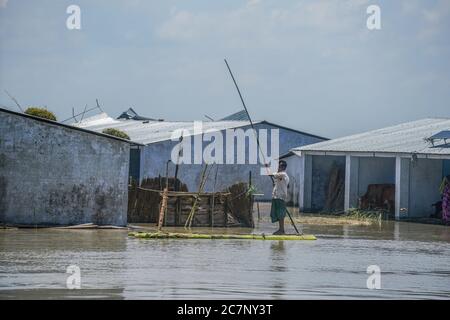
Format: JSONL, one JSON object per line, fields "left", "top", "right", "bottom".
{"left": 128, "top": 232, "right": 316, "bottom": 241}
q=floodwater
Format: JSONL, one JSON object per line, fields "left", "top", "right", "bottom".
{"left": 1, "top": 212, "right": 450, "bottom": 299}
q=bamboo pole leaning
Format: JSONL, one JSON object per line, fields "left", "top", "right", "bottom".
{"left": 184, "top": 164, "right": 210, "bottom": 229}
{"left": 157, "top": 188, "right": 169, "bottom": 231}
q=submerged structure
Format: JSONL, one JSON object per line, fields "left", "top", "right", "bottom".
{"left": 0, "top": 107, "right": 140, "bottom": 226}
{"left": 283, "top": 118, "right": 450, "bottom": 220}
{"left": 128, "top": 178, "right": 254, "bottom": 227}
{"left": 77, "top": 108, "right": 327, "bottom": 202}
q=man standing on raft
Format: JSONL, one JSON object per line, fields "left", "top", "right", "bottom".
{"left": 269, "top": 160, "right": 290, "bottom": 235}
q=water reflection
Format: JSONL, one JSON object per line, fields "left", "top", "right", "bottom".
{"left": 269, "top": 241, "right": 287, "bottom": 299}
{"left": 0, "top": 217, "right": 449, "bottom": 299}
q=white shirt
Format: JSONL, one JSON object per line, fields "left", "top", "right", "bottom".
{"left": 272, "top": 171, "right": 289, "bottom": 201}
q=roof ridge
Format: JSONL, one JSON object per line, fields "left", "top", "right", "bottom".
{"left": 293, "top": 118, "right": 450, "bottom": 150}
{"left": 292, "top": 117, "right": 450, "bottom": 156}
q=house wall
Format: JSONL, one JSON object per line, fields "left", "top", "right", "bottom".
{"left": 408, "top": 158, "right": 443, "bottom": 218}
{"left": 444, "top": 159, "right": 450, "bottom": 177}
{"left": 358, "top": 157, "right": 396, "bottom": 197}
{"left": 284, "top": 154, "right": 302, "bottom": 206}
{"left": 139, "top": 123, "right": 325, "bottom": 200}
{"left": 0, "top": 110, "right": 130, "bottom": 226}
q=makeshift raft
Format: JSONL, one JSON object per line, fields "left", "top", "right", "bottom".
{"left": 128, "top": 232, "right": 317, "bottom": 241}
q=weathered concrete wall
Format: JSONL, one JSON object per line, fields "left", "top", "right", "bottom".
{"left": 357, "top": 157, "right": 395, "bottom": 197}
{"left": 408, "top": 158, "right": 442, "bottom": 218}
{"left": 139, "top": 123, "right": 325, "bottom": 200}
{"left": 0, "top": 110, "right": 130, "bottom": 226}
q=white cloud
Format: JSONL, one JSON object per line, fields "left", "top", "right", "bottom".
{"left": 0, "top": 0, "right": 8, "bottom": 9}
{"left": 156, "top": 0, "right": 369, "bottom": 45}
{"left": 423, "top": 0, "right": 450, "bottom": 23}
{"left": 401, "top": 0, "right": 450, "bottom": 40}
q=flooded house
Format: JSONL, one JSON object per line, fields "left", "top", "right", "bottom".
{"left": 77, "top": 108, "right": 327, "bottom": 201}
{"left": 0, "top": 107, "right": 141, "bottom": 226}
{"left": 282, "top": 118, "right": 450, "bottom": 220}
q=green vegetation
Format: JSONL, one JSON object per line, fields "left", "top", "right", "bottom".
{"left": 346, "top": 208, "right": 383, "bottom": 223}
{"left": 102, "top": 128, "right": 130, "bottom": 140}
{"left": 289, "top": 209, "right": 383, "bottom": 226}
{"left": 246, "top": 184, "right": 258, "bottom": 196}
{"left": 24, "top": 107, "right": 57, "bottom": 121}
{"left": 256, "top": 203, "right": 385, "bottom": 226}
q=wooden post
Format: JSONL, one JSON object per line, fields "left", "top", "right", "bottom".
{"left": 248, "top": 170, "right": 253, "bottom": 215}
{"left": 191, "top": 197, "right": 196, "bottom": 227}
{"left": 248, "top": 171, "right": 255, "bottom": 228}
{"left": 209, "top": 194, "right": 213, "bottom": 227}
{"left": 158, "top": 188, "right": 168, "bottom": 231}
{"left": 175, "top": 197, "right": 180, "bottom": 226}
{"left": 257, "top": 201, "right": 261, "bottom": 221}
{"left": 224, "top": 196, "right": 229, "bottom": 227}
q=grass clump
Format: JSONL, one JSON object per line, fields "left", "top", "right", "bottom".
{"left": 291, "top": 209, "right": 383, "bottom": 226}
{"left": 24, "top": 107, "right": 57, "bottom": 121}
{"left": 102, "top": 128, "right": 130, "bottom": 140}
{"left": 255, "top": 203, "right": 385, "bottom": 226}
{"left": 346, "top": 208, "right": 383, "bottom": 223}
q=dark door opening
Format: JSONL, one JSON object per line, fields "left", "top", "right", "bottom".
{"left": 129, "top": 147, "right": 141, "bottom": 183}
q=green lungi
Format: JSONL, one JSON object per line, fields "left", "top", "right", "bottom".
{"left": 270, "top": 198, "right": 286, "bottom": 223}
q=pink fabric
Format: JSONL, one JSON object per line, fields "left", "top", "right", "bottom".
{"left": 443, "top": 185, "right": 450, "bottom": 223}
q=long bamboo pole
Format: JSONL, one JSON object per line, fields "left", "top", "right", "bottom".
{"left": 224, "top": 59, "right": 301, "bottom": 234}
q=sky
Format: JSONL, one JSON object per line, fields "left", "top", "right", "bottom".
{"left": 0, "top": 0, "right": 449, "bottom": 138}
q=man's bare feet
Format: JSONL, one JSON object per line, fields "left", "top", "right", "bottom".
{"left": 273, "top": 229, "right": 285, "bottom": 235}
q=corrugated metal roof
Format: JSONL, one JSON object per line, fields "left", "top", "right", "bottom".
{"left": 75, "top": 112, "right": 256, "bottom": 145}
{"left": 293, "top": 118, "right": 450, "bottom": 157}
{"left": 429, "top": 130, "right": 450, "bottom": 140}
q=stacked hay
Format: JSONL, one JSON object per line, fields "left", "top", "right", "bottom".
{"left": 227, "top": 182, "right": 254, "bottom": 228}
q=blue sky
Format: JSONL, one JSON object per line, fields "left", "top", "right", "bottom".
{"left": 0, "top": 0, "right": 449, "bottom": 138}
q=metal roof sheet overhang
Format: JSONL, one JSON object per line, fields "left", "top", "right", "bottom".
{"left": 292, "top": 149, "right": 450, "bottom": 160}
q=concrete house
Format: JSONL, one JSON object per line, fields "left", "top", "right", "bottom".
{"left": 0, "top": 107, "right": 140, "bottom": 226}
{"left": 282, "top": 118, "right": 450, "bottom": 220}
{"left": 78, "top": 109, "right": 327, "bottom": 199}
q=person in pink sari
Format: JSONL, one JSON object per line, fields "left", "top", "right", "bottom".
{"left": 440, "top": 175, "right": 450, "bottom": 225}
